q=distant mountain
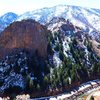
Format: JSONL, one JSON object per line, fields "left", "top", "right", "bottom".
{"left": 0, "top": 12, "right": 18, "bottom": 32}
{"left": 0, "top": 5, "right": 100, "bottom": 33}
{"left": 17, "top": 5, "right": 100, "bottom": 31}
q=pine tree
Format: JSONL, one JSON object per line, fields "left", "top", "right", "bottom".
{"left": 90, "top": 96, "right": 94, "bottom": 100}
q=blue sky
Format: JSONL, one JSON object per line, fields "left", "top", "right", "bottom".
{"left": 0, "top": 0, "right": 100, "bottom": 15}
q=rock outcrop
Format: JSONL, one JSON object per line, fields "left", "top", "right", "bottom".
{"left": 0, "top": 19, "right": 48, "bottom": 58}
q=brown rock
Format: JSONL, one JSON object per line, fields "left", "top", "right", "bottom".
{"left": 0, "top": 19, "right": 48, "bottom": 58}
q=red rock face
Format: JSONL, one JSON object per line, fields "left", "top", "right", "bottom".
{"left": 0, "top": 19, "right": 48, "bottom": 58}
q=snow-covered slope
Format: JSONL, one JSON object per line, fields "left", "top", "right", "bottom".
{"left": 0, "top": 12, "right": 18, "bottom": 32}
{"left": 17, "top": 5, "right": 100, "bottom": 31}
{"left": 46, "top": 17, "right": 100, "bottom": 67}
{"left": 0, "top": 5, "right": 100, "bottom": 32}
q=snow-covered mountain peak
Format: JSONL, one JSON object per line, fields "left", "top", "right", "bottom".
{"left": 0, "top": 5, "right": 100, "bottom": 33}
{"left": 16, "top": 5, "right": 100, "bottom": 32}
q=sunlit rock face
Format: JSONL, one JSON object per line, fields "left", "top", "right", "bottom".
{"left": 0, "top": 19, "right": 48, "bottom": 58}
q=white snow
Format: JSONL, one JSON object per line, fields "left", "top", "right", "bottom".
{"left": 49, "top": 97, "right": 57, "bottom": 100}
{"left": 16, "top": 5, "right": 100, "bottom": 32}
{"left": 53, "top": 52, "right": 62, "bottom": 67}
{"left": 63, "top": 38, "right": 70, "bottom": 57}
{"left": 84, "top": 46, "right": 89, "bottom": 61}
{"left": 0, "top": 67, "right": 3, "bottom": 72}
{"left": 0, "top": 73, "right": 25, "bottom": 92}
{"left": 0, "top": 5, "right": 100, "bottom": 33}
